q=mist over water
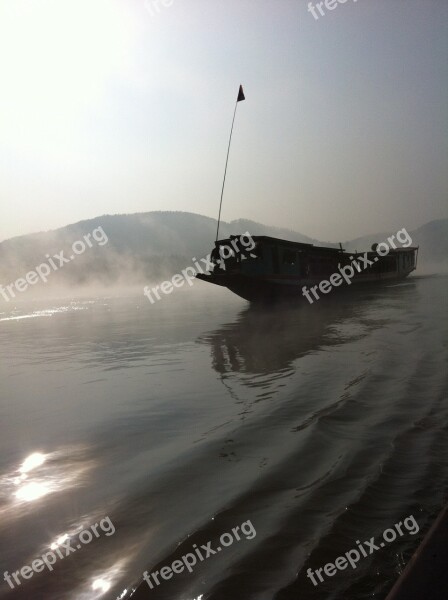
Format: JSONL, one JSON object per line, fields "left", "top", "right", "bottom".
{"left": 0, "top": 275, "right": 447, "bottom": 600}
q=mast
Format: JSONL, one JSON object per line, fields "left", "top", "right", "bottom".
{"left": 215, "top": 85, "right": 245, "bottom": 242}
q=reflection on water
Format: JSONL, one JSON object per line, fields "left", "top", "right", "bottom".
{"left": 0, "top": 278, "right": 447, "bottom": 600}
{"left": 199, "top": 302, "right": 346, "bottom": 376}
{"left": 13, "top": 452, "right": 48, "bottom": 502}
{"left": 200, "top": 282, "right": 418, "bottom": 378}
{"left": 74, "top": 558, "right": 129, "bottom": 600}
{"left": 0, "top": 304, "right": 88, "bottom": 322}
{"left": 196, "top": 285, "right": 402, "bottom": 416}
{"left": 20, "top": 452, "right": 46, "bottom": 473}
{"left": 50, "top": 533, "right": 69, "bottom": 550}
{"left": 1, "top": 446, "right": 93, "bottom": 510}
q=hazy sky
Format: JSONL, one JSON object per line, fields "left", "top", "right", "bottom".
{"left": 0, "top": 0, "right": 447, "bottom": 243}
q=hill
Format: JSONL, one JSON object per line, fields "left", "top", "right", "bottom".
{"left": 0, "top": 212, "right": 446, "bottom": 295}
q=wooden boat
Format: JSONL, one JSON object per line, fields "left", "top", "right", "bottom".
{"left": 196, "top": 235, "right": 418, "bottom": 302}
{"left": 199, "top": 88, "right": 418, "bottom": 303}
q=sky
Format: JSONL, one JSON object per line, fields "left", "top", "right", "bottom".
{"left": 0, "top": 0, "right": 447, "bottom": 243}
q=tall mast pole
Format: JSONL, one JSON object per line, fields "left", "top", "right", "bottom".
{"left": 215, "top": 85, "right": 245, "bottom": 242}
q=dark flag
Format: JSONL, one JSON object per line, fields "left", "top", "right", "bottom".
{"left": 237, "top": 85, "right": 245, "bottom": 102}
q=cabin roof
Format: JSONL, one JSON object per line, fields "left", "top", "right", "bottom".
{"left": 217, "top": 235, "right": 418, "bottom": 254}
{"left": 224, "top": 235, "right": 342, "bottom": 253}
{"left": 382, "top": 247, "right": 419, "bottom": 252}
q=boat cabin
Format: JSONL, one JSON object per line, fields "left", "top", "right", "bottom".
{"left": 211, "top": 235, "right": 418, "bottom": 281}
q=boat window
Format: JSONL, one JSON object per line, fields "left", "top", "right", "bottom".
{"left": 282, "top": 249, "right": 297, "bottom": 265}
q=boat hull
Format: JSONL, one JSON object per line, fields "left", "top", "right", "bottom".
{"left": 196, "top": 270, "right": 415, "bottom": 303}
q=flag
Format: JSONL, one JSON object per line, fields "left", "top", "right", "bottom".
{"left": 237, "top": 85, "right": 245, "bottom": 102}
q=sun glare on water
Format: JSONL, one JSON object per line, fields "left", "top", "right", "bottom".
{"left": 92, "top": 578, "right": 111, "bottom": 593}
{"left": 15, "top": 481, "right": 50, "bottom": 502}
{"left": 19, "top": 452, "right": 46, "bottom": 473}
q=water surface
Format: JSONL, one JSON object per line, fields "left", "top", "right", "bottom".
{"left": 0, "top": 275, "right": 447, "bottom": 600}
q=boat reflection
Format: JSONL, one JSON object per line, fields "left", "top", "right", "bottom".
{"left": 198, "top": 299, "right": 361, "bottom": 379}
{"left": 198, "top": 282, "right": 417, "bottom": 381}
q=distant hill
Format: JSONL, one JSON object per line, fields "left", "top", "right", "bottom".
{"left": 344, "top": 219, "right": 448, "bottom": 273}
{"left": 0, "top": 212, "right": 446, "bottom": 294}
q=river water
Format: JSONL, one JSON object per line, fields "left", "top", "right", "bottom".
{"left": 0, "top": 274, "right": 447, "bottom": 600}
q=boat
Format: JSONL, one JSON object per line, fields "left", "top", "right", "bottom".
{"left": 196, "top": 234, "right": 419, "bottom": 302}
{"left": 198, "top": 87, "right": 418, "bottom": 303}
